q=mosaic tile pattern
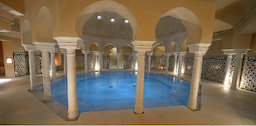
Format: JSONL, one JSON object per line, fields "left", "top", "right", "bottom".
{"left": 184, "top": 56, "right": 194, "bottom": 76}
{"left": 103, "top": 55, "right": 110, "bottom": 69}
{"left": 76, "top": 56, "right": 84, "bottom": 69}
{"left": 35, "top": 52, "right": 42, "bottom": 74}
{"left": 168, "top": 56, "right": 175, "bottom": 72}
{"left": 87, "top": 54, "right": 94, "bottom": 70}
{"left": 226, "top": 56, "right": 236, "bottom": 85}
{"left": 240, "top": 56, "right": 256, "bottom": 91}
{"left": 151, "top": 56, "right": 166, "bottom": 71}
{"left": 14, "top": 52, "right": 29, "bottom": 77}
{"left": 145, "top": 56, "right": 148, "bottom": 69}
{"left": 124, "top": 55, "right": 133, "bottom": 69}
{"left": 201, "top": 56, "right": 226, "bottom": 83}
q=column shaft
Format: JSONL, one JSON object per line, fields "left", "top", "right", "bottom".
{"left": 135, "top": 51, "right": 145, "bottom": 114}
{"left": 231, "top": 53, "right": 244, "bottom": 89}
{"left": 147, "top": 53, "right": 151, "bottom": 73}
{"left": 84, "top": 52, "right": 88, "bottom": 73}
{"left": 173, "top": 53, "right": 178, "bottom": 74}
{"left": 100, "top": 52, "right": 103, "bottom": 71}
{"left": 188, "top": 53, "right": 204, "bottom": 110}
{"left": 133, "top": 52, "right": 137, "bottom": 71}
{"left": 177, "top": 53, "right": 185, "bottom": 78}
{"left": 66, "top": 49, "right": 78, "bottom": 120}
{"left": 41, "top": 51, "right": 52, "bottom": 101}
{"left": 62, "top": 51, "right": 67, "bottom": 76}
{"left": 224, "top": 55, "right": 233, "bottom": 86}
{"left": 28, "top": 51, "right": 37, "bottom": 90}
{"left": 50, "top": 51, "right": 56, "bottom": 82}
{"left": 165, "top": 53, "right": 170, "bottom": 74}
{"left": 117, "top": 52, "right": 120, "bottom": 71}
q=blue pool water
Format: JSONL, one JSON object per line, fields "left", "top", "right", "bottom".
{"left": 42, "top": 71, "right": 191, "bottom": 114}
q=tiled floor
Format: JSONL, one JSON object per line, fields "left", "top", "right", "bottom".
{"left": 0, "top": 70, "right": 256, "bottom": 125}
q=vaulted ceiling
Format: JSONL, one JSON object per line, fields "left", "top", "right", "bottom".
{"left": 0, "top": 0, "right": 256, "bottom": 34}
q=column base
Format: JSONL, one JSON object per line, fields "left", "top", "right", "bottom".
{"left": 68, "top": 111, "right": 79, "bottom": 120}
{"left": 188, "top": 105, "right": 197, "bottom": 111}
{"left": 134, "top": 111, "right": 144, "bottom": 114}
{"left": 43, "top": 96, "right": 52, "bottom": 102}
{"left": 134, "top": 105, "right": 144, "bottom": 114}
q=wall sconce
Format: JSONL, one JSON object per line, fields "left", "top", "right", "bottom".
{"left": 6, "top": 58, "right": 12, "bottom": 64}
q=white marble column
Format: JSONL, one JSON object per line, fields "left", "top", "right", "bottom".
{"left": 132, "top": 41, "right": 154, "bottom": 114}
{"left": 187, "top": 44, "right": 210, "bottom": 111}
{"left": 100, "top": 52, "right": 104, "bottom": 71}
{"left": 61, "top": 49, "right": 67, "bottom": 76}
{"left": 50, "top": 50, "right": 57, "bottom": 82}
{"left": 55, "top": 37, "right": 81, "bottom": 120}
{"left": 82, "top": 50, "right": 89, "bottom": 73}
{"left": 34, "top": 42, "right": 56, "bottom": 102}
{"left": 133, "top": 51, "right": 138, "bottom": 71}
{"left": 147, "top": 51, "right": 152, "bottom": 73}
{"left": 173, "top": 52, "right": 178, "bottom": 74}
{"left": 165, "top": 52, "right": 172, "bottom": 75}
{"left": 93, "top": 51, "right": 100, "bottom": 71}
{"left": 23, "top": 44, "right": 37, "bottom": 91}
{"left": 222, "top": 50, "right": 235, "bottom": 86}
{"left": 133, "top": 52, "right": 136, "bottom": 71}
{"left": 117, "top": 52, "right": 121, "bottom": 71}
{"left": 177, "top": 52, "right": 186, "bottom": 78}
{"left": 230, "top": 49, "right": 249, "bottom": 89}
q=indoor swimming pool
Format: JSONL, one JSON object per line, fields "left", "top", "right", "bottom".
{"left": 42, "top": 72, "right": 191, "bottom": 114}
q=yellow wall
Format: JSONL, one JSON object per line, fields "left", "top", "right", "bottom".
{"left": 52, "top": 0, "right": 215, "bottom": 44}
{"left": 12, "top": 40, "right": 25, "bottom": 52}
{"left": 2, "top": 41, "right": 15, "bottom": 77}
{"left": 7, "top": 0, "right": 215, "bottom": 45}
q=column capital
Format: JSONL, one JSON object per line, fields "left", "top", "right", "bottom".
{"left": 147, "top": 51, "right": 153, "bottom": 56}
{"left": 92, "top": 51, "right": 99, "bottom": 54}
{"left": 23, "top": 44, "right": 37, "bottom": 51}
{"left": 60, "top": 49, "right": 67, "bottom": 53}
{"left": 117, "top": 51, "right": 121, "bottom": 55}
{"left": 82, "top": 50, "right": 89, "bottom": 54}
{"left": 54, "top": 37, "right": 81, "bottom": 50}
{"left": 34, "top": 42, "right": 56, "bottom": 52}
{"left": 132, "top": 40, "right": 154, "bottom": 53}
{"left": 187, "top": 44, "right": 210, "bottom": 55}
{"left": 177, "top": 51, "right": 186, "bottom": 55}
{"left": 165, "top": 52, "right": 172, "bottom": 56}
{"left": 222, "top": 49, "right": 236, "bottom": 55}
{"left": 173, "top": 52, "right": 178, "bottom": 55}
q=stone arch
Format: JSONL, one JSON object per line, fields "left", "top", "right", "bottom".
{"left": 76, "top": 0, "right": 138, "bottom": 41}
{"left": 179, "top": 40, "right": 187, "bottom": 52}
{"left": 36, "top": 6, "right": 55, "bottom": 42}
{"left": 103, "top": 44, "right": 115, "bottom": 55}
{"left": 167, "top": 42, "right": 176, "bottom": 52}
{"left": 155, "top": 16, "right": 187, "bottom": 49}
{"left": 22, "top": 19, "right": 32, "bottom": 44}
{"left": 89, "top": 43, "right": 100, "bottom": 53}
{"left": 163, "top": 7, "right": 202, "bottom": 45}
{"left": 152, "top": 44, "right": 165, "bottom": 56}
{"left": 122, "top": 45, "right": 133, "bottom": 56}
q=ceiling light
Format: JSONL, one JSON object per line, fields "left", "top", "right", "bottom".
{"left": 6, "top": 58, "right": 12, "bottom": 63}
{"left": 124, "top": 19, "right": 129, "bottom": 23}
{"left": 110, "top": 18, "right": 115, "bottom": 23}
{"left": 97, "top": 15, "right": 102, "bottom": 20}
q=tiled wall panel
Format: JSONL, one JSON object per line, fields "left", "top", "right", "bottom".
{"left": 240, "top": 56, "right": 256, "bottom": 91}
